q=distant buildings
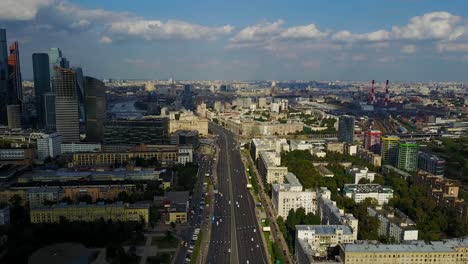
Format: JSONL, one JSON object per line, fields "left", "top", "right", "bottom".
{"left": 296, "top": 225, "right": 355, "bottom": 263}
{"left": 338, "top": 115, "right": 355, "bottom": 143}
{"left": 53, "top": 67, "right": 80, "bottom": 143}
{"left": 343, "top": 184, "right": 393, "bottom": 205}
{"left": 364, "top": 130, "right": 381, "bottom": 154}
{"left": 30, "top": 202, "right": 150, "bottom": 225}
{"left": 357, "top": 149, "right": 382, "bottom": 167}
{"left": 397, "top": 142, "right": 418, "bottom": 172}
{"left": 257, "top": 151, "right": 288, "bottom": 184}
{"left": 85, "top": 77, "right": 106, "bottom": 142}
{"left": 367, "top": 206, "right": 418, "bottom": 242}
{"left": 417, "top": 151, "right": 445, "bottom": 176}
{"left": 381, "top": 136, "right": 400, "bottom": 166}
{"left": 32, "top": 53, "right": 51, "bottom": 129}
{"left": 272, "top": 172, "right": 317, "bottom": 218}
{"left": 0, "top": 29, "right": 8, "bottom": 125}
{"left": 0, "top": 147, "right": 34, "bottom": 166}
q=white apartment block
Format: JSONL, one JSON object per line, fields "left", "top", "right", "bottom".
{"left": 257, "top": 151, "right": 288, "bottom": 184}
{"left": 346, "top": 166, "right": 376, "bottom": 184}
{"left": 343, "top": 184, "right": 393, "bottom": 205}
{"left": 289, "top": 140, "right": 313, "bottom": 151}
{"left": 318, "top": 188, "right": 358, "bottom": 240}
{"left": 368, "top": 207, "right": 418, "bottom": 242}
{"left": 271, "top": 172, "right": 317, "bottom": 219}
{"left": 296, "top": 225, "right": 355, "bottom": 263}
{"left": 250, "top": 138, "right": 289, "bottom": 160}
{"left": 36, "top": 132, "right": 62, "bottom": 160}
{"left": 177, "top": 146, "right": 194, "bottom": 165}
{"left": 61, "top": 142, "right": 101, "bottom": 154}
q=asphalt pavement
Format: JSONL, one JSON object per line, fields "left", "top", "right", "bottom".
{"left": 207, "top": 123, "right": 267, "bottom": 264}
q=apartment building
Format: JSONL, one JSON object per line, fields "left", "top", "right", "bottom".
{"left": 343, "top": 184, "right": 393, "bottom": 205}
{"left": 346, "top": 166, "right": 376, "bottom": 184}
{"left": 257, "top": 151, "right": 289, "bottom": 184}
{"left": 367, "top": 207, "right": 418, "bottom": 242}
{"left": 271, "top": 172, "right": 317, "bottom": 218}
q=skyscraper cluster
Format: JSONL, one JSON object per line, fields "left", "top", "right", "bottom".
{"left": 1, "top": 28, "right": 106, "bottom": 143}
{"left": 0, "top": 29, "right": 23, "bottom": 129}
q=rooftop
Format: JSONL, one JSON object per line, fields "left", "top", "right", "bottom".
{"left": 341, "top": 238, "right": 468, "bottom": 253}
{"left": 297, "top": 225, "right": 353, "bottom": 235}
{"left": 343, "top": 184, "right": 393, "bottom": 194}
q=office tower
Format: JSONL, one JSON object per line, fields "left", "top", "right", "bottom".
{"left": 32, "top": 53, "right": 51, "bottom": 128}
{"left": 53, "top": 67, "right": 80, "bottom": 143}
{"left": 338, "top": 115, "right": 355, "bottom": 143}
{"left": 43, "top": 92, "right": 56, "bottom": 130}
{"left": 364, "top": 130, "right": 382, "bottom": 154}
{"left": 103, "top": 119, "right": 169, "bottom": 145}
{"left": 7, "top": 41, "right": 22, "bottom": 106}
{"left": 48, "top": 48, "right": 68, "bottom": 81}
{"left": 381, "top": 136, "right": 400, "bottom": 166}
{"left": 6, "top": 105, "right": 21, "bottom": 129}
{"left": 72, "top": 67, "right": 86, "bottom": 123}
{"left": 417, "top": 151, "right": 445, "bottom": 176}
{"left": 398, "top": 142, "right": 419, "bottom": 172}
{"left": 0, "top": 29, "right": 8, "bottom": 125}
{"left": 36, "top": 132, "right": 62, "bottom": 160}
{"left": 85, "top": 76, "right": 106, "bottom": 142}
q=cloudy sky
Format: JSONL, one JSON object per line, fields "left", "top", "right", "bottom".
{"left": 1, "top": 0, "right": 468, "bottom": 81}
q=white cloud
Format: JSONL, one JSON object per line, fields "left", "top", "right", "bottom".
{"left": 391, "top": 12, "right": 465, "bottom": 41}
{"left": 0, "top": 0, "right": 54, "bottom": 20}
{"left": 279, "top": 24, "right": 327, "bottom": 40}
{"left": 99, "top": 36, "right": 113, "bottom": 44}
{"left": 401, "top": 44, "right": 417, "bottom": 54}
{"left": 230, "top": 20, "right": 284, "bottom": 43}
{"left": 107, "top": 19, "right": 234, "bottom": 41}
{"left": 437, "top": 43, "right": 468, "bottom": 52}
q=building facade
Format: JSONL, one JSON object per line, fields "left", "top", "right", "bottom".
{"left": 417, "top": 151, "right": 445, "bottom": 176}
{"left": 36, "top": 132, "right": 62, "bottom": 160}
{"left": 364, "top": 130, "right": 382, "bottom": 154}
{"left": 53, "top": 67, "right": 80, "bottom": 143}
{"left": 32, "top": 53, "right": 51, "bottom": 129}
{"left": 338, "top": 115, "right": 355, "bottom": 143}
{"left": 257, "top": 151, "right": 289, "bottom": 184}
{"left": 0, "top": 29, "right": 8, "bottom": 125}
{"left": 103, "top": 119, "right": 169, "bottom": 145}
{"left": 30, "top": 202, "right": 150, "bottom": 225}
{"left": 343, "top": 184, "right": 393, "bottom": 205}
{"left": 381, "top": 136, "right": 400, "bottom": 166}
{"left": 368, "top": 206, "right": 418, "bottom": 242}
{"left": 271, "top": 172, "right": 317, "bottom": 219}
{"left": 85, "top": 77, "right": 106, "bottom": 142}
{"left": 397, "top": 142, "right": 419, "bottom": 172}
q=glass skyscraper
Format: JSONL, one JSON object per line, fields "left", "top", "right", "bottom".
{"left": 85, "top": 76, "right": 106, "bottom": 142}
{"left": 0, "top": 29, "right": 8, "bottom": 125}
{"left": 53, "top": 67, "right": 80, "bottom": 143}
{"left": 32, "top": 53, "right": 51, "bottom": 129}
{"left": 7, "top": 41, "right": 22, "bottom": 106}
{"left": 338, "top": 115, "right": 355, "bottom": 143}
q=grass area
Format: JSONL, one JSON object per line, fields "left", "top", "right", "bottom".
{"left": 151, "top": 236, "right": 179, "bottom": 249}
{"left": 190, "top": 231, "right": 204, "bottom": 264}
{"left": 146, "top": 253, "right": 173, "bottom": 264}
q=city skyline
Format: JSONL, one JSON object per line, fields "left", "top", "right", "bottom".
{"left": 0, "top": 0, "right": 468, "bottom": 81}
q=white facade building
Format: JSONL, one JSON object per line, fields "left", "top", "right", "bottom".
{"left": 368, "top": 207, "right": 418, "bottom": 242}
{"left": 343, "top": 184, "right": 393, "bottom": 205}
{"left": 61, "top": 142, "right": 101, "bottom": 154}
{"left": 250, "top": 138, "right": 289, "bottom": 160}
{"left": 177, "top": 146, "right": 194, "bottom": 165}
{"left": 272, "top": 172, "right": 317, "bottom": 218}
{"left": 346, "top": 166, "right": 376, "bottom": 184}
{"left": 257, "top": 151, "right": 288, "bottom": 184}
{"left": 36, "top": 132, "right": 62, "bottom": 160}
{"left": 296, "top": 225, "right": 355, "bottom": 263}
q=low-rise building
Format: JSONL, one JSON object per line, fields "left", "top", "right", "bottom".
{"left": 382, "top": 164, "right": 412, "bottom": 179}
{"left": 163, "top": 191, "right": 189, "bottom": 224}
{"left": 296, "top": 225, "right": 355, "bottom": 263}
{"left": 316, "top": 165, "right": 334, "bottom": 178}
{"left": 343, "top": 184, "right": 393, "bottom": 205}
{"left": 28, "top": 187, "right": 63, "bottom": 207}
{"left": 346, "top": 166, "right": 376, "bottom": 184}
{"left": 357, "top": 149, "right": 382, "bottom": 167}
{"left": 257, "top": 151, "right": 288, "bottom": 184}
{"left": 30, "top": 202, "right": 150, "bottom": 224}
{"left": 339, "top": 238, "right": 468, "bottom": 264}
{"left": 0, "top": 147, "right": 34, "bottom": 166}
{"left": 326, "top": 142, "right": 344, "bottom": 154}
{"left": 272, "top": 172, "right": 317, "bottom": 218}
{"left": 61, "top": 142, "right": 101, "bottom": 154}
{"left": 367, "top": 206, "right": 418, "bottom": 242}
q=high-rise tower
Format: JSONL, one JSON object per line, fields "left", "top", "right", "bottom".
{"left": 338, "top": 115, "right": 355, "bottom": 143}
{"left": 0, "top": 29, "right": 8, "bottom": 125}
{"left": 85, "top": 76, "right": 106, "bottom": 142}
{"left": 7, "top": 41, "right": 22, "bottom": 105}
{"left": 53, "top": 67, "right": 80, "bottom": 143}
{"left": 364, "top": 130, "right": 382, "bottom": 154}
{"left": 398, "top": 142, "right": 419, "bottom": 172}
{"left": 32, "top": 53, "right": 51, "bottom": 129}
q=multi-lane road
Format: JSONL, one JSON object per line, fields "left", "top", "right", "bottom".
{"left": 207, "top": 123, "right": 267, "bottom": 264}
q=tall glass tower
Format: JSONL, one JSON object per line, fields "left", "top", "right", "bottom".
{"left": 338, "top": 115, "right": 355, "bottom": 143}
{"left": 7, "top": 41, "right": 22, "bottom": 106}
{"left": 85, "top": 76, "right": 106, "bottom": 142}
{"left": 0, "top": 29, "right": 8, "bottom": 125}
{"left": 32, "top": 53, "right": 51, "bottom": 128}
{"left": 53, "top": 67, "right": 80, "bottom": 143}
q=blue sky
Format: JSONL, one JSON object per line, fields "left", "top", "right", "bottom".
{"left": 1, "top": 0, "right": 468, "bottom": 81}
